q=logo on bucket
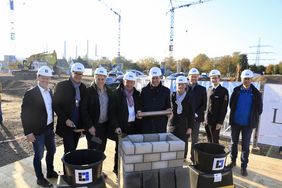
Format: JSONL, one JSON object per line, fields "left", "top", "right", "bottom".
{"left": 212, "top": 157, "right": 226, "bottom": 171}
{"left": 75, "top": 169, "right": 93, "bottom": 184}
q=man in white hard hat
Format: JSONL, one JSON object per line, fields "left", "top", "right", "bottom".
{"left": 187, "top": 68, "right": 207, "bottom": 163}
{"left": 21, "top": 66, "right": 57, "bottom": 187}
{"left": 205, "top": 69, "right": 229, "bottom": 144}
{"left": 169, "top": 76, "right": 194, "bottom": 161}
{"left": 229, "top": 69, "right": 263, "bottom": 176}
{"left": 53, "top": 63, "right": 86, "bottom": 159}
{"left": 110, "top": 71, "right": 141, "bottom": 175}
{"left": 81, "top": 66, "right": 113, "bottom": 178}
{"left": 138, "top": 67, "right": 171, "bottom": 133}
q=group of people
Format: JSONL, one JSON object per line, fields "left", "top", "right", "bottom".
{"left": 21, "top": 64, "right": 262, "bottom": 187}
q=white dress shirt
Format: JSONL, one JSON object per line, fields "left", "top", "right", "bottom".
{"left": 38, "top": 85, "right": 53, "bottom": 125}
{"left": 127, "top": 97, "right": 135, "bottom": 122}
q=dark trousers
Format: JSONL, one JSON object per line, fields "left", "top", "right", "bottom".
{"left": 32, "top": 126, "right": 56, "bottom": 178}
{"left": 205, "top": 124, "right": 220, "bottom": 144}
{"left": 173, "top": 129, "right": 190, "bottom": 159}
{"left": 190, "top": 121, "right": 201, "bottom": 162}
{"left": 0, "top": 102, "right": 3, "bottom": 124}
{"left": 63, "top": 131, "right": 81, "bottom": 154}
{"left": 231, "top": 125, "right": 253, "bottom": 169}
{"left": 86, "top": 122, "right": 107, "bottom": 152}
{"left": 114, "top": 122, "right": 135, "bottom": 172}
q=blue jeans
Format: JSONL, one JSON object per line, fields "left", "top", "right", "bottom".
{"left": 231, "top": 125, "right": 253, "bottom": 169}
{"left": 32, "top": 127, "right": 56, "bottom": 178}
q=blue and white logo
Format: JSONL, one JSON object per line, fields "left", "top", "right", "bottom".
{"left": 212, "top": 157, "right": 226, "bottom": 171}
{"left": 75, "top": 169, "right": 92, "bottom": 184}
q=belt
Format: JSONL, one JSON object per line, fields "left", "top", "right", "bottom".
{"left": 128, "top": 121, "right": 135, "bottom": 126}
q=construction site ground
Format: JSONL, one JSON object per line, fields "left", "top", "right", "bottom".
{"left": 0, "top": 72, "right": 282, "bottom": 187}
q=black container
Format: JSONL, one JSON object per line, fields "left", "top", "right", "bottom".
{"left": 188, "top": 165, "right": 233, "bottom": 188}
{"left": 62, "top": 149, "right": 106, "bottom": 186}
{"left": 193, "top": 143, "right": 229, "bottom": 173}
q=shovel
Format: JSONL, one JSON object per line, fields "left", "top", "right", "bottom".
{"left": 73, "top": 128, "right": 102, "bottom": 145}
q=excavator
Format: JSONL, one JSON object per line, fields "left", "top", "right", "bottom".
{"left": 12, "top": 51, "right": 69, "bottom": 77}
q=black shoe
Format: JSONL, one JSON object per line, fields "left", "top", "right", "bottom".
{"left": 37, "top": 177, "right": 53, "bottom": 187}
{"left": 241, "top": 168, "right": 248, "bottom": 176}
{"left": 46, "top": 171, "right": 58, "bottom": 179}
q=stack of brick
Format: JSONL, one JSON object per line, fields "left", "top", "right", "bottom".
{"left": 119, "top": 133, "right": 190, "bottom": 188}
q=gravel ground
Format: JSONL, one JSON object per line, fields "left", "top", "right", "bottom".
{"left": 0, "top": 73, "right": 281, "bottom": 167}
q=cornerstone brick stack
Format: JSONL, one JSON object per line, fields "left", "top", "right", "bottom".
{"left": 120, "top": 133, "right": 185, "bottom": 173}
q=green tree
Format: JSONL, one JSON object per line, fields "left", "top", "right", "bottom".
{"left": 265, "top": 64, "right": 274, "bottom": 74}
{"left": 136, "top": 57, "right": 159, "bottom": 72}
{"left": 278, "top": 62, "right": 282, "bottom": 75}
{"left": 163, "top": 57, "right": 176, "bottom": 73}
{"left": 178, "top": 58, "right": 190, "bottom": 73}
{"left": 190, "top": 54, "right": 211, "bottom": 73}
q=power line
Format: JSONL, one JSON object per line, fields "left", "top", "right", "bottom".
{"left": 248, "top": 38, "right": 274, "bottom": 66}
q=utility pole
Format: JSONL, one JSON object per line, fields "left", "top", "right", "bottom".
{"left": 167, "top": 0, "right": 211, "bottom": 73}
{"left": 98, "top": 0, "right": 121, "bottom": 69}
{"left": 248, "top": 38, "right": 274, "bottom": 66}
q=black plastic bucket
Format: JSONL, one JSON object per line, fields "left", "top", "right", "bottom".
{"left": 62, "top": 149, "right": 106, "bottom": 186}
{"left": 193, "top": 143, "right": 229, "bottom": 173}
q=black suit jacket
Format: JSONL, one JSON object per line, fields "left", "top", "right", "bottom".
{"left": 21, "top": 86, "right": 54, "bottom": 136}
{"left": 205, "top": 85, "right": 229, "bottom": 127}
{"left": 110, "top": 83, "right": 141, "bottom": 133}
{"left": 170, "top": 92, "right": 195, "bottom": 131}
{"left": 81, "top": 84, "right": 114, "bottom": 131}
{"left": 187, "top": 84, "right": 207, "bottom": 122}
{"left": 53, "top": 79, "right": 86, "bottom": 137}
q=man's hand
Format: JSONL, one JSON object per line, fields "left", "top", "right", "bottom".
{"left": 166, "top": 108, "right": 172, "bottom": 118}
{"left": 136, "top": 111, "right": 142, "bottom": 119}
{"left": 26, "top": 133, "right": 36, "bottom": 143}
{"left": 186, "top": 128, "right": 192, "bottom": 135}
{"left": 216, "top": 123, "right": 222, "bottom": 130}
{"left": 115, "top": 127, "right": 122, "bottom": 135}
{"left": 88, "top": 126, "right": 96, "bottom": 136}
{"left": 66, "top": 119, "right": 75, "bottom": 128}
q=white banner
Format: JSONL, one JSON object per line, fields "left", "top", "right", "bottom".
{"left": 258, "top": 84, "right": 282, "bottom": 146}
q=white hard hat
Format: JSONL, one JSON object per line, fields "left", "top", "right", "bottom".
{"left": 37, "top": 66, "right": 53, "bottom": 77}
{"left": 241, "top": 69, "right": 253, "bottom": 79}
{"left": 188, "top": 68, "right": 200, "bottom": 75}
{"left": 149, "top": 67, "right": 162, "bottom": 77}
{"left": 123, "top": 72, "right": 136, "bottom": 81}
{"left": 176, "top": 76, "right": 188, "bottom": 84}
{"left": 71, "top": 63, "right": 85, "bottom": 73}
{"left": 94, "top": 67, "right": 107, "bottom": 76}
{"left": 209, "top": 69, "right": 221, "bottom": 77}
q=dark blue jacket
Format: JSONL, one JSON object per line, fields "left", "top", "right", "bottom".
{"left": 229, "top": 84, "right": 263, "bottom": 128}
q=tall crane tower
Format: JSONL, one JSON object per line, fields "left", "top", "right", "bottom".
{"left": 167, "top": 0, "right": 211, "bottom": 72}
{"left": 98, "top": 0, "right": 121, "bottom": 67}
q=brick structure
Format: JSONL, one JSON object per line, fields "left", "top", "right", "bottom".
{"left": 120, "top": 133, "right": 185, "bottom": 173}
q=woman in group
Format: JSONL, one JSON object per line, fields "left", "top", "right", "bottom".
{"left": 170, "top": 76, "right": 195, "bottom": 160}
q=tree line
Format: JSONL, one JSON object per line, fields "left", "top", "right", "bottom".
{"left": 87, "top": 53, "right": 282, "bottom": 76}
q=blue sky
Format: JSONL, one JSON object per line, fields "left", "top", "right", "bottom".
{"left": 0, "top": 0, "right": 281, "bottom": 66}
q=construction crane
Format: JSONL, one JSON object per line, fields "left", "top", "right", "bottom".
{"left": 98, "top": 0, "right": 121, "bottom": 67}
{"left": 167, "top": 0, "right": 211, "bottom": 73}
